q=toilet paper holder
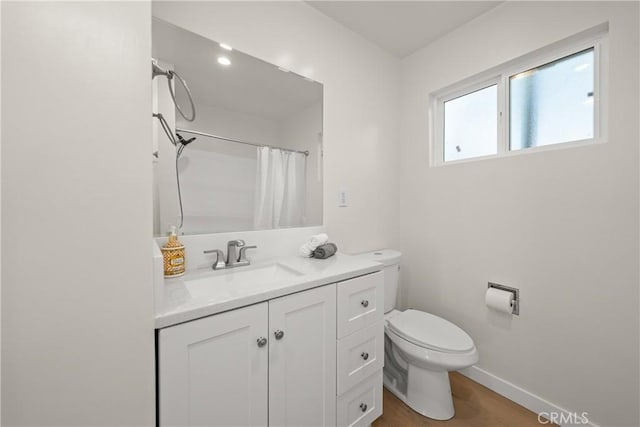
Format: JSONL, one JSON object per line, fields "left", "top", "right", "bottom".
{"left": 488, "top": 282, "right": 519, "bottom": 315}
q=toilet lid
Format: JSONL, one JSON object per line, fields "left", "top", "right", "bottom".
{"left": 388, "top": 310, "right": 474, "bottom": 353}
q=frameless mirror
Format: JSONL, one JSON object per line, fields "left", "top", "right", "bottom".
{"left": 152, "top": 18, "right": 323, "bottom": 236}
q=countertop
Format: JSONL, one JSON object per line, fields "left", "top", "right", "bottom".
{"left": 155, "top": 253, "right": 382, "bottom": 328}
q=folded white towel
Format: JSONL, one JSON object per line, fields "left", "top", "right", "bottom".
{"left": 299, "top": 243, "right": 314, "bottom": 258}
{"left": 307, "top": 233, "right": 329, "bottom": 250}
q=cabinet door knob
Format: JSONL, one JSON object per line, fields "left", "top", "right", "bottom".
{"left": 274, "top": 330, "right": 285, "bottom": 340}
{"left": 361, "top": 300, "right": 369, "bottom": 308}
{"left": 360, "top": 403, "right": 368, "bottom": 412}
{"left": 257, "top": 337, "right": 267, "bottom": 348}
{"left": 361, "top": 352, "right": 369, "bottom": 361}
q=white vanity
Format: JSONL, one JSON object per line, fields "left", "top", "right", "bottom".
{"left": 155, "top": 252, "right": 385, "bottom": 427}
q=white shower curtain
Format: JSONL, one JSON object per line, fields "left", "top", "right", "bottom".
{"left": 253, "top": 146, "right": 306, "bottom": 229}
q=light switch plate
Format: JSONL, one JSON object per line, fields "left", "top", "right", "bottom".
{"left": 338, "top": 190, "right": 348, "bottom": 207}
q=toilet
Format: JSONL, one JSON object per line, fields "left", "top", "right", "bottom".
{"left": 356, "top": 250, "right": 479, "bottom": 420}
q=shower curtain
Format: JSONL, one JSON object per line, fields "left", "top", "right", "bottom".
{"left": 253, "top": 146, "right": 306, "bottom": 229}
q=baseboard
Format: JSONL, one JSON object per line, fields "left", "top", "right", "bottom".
{"left": 458, "top": 366, "right": 599, "bottom": 427}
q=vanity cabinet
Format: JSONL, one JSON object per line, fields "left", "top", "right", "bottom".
{"left": 158, "top": 284, "right": 337, "bottom": 427}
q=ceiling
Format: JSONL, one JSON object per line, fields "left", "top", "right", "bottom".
{"left": 152, "top": 18, "right": 322, "bottom": 121}
{"left": 306, "top": 1, "right": 502, "bottom": 58}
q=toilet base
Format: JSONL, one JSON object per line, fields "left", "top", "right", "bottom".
{"left": 407, "top": 365, "right": 454, "bottom": 420}
{"left": 383, "top": 365, "right": 455, "bottom": 420}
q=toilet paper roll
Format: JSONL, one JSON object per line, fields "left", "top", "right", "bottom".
{"left": 485, "top": 287, "right": 514, "bottom": 314}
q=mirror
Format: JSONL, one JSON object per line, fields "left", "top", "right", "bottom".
{"left": 152, "top": 18, "right": 323, "bottom": 236}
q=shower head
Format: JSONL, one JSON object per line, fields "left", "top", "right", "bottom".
{"left": 176, "top": 133, "right": 196, "bottom": 146}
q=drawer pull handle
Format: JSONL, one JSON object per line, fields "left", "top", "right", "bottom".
{"left": 257, "top": 337, "right": 267, "bottom": 347}
{"left": 274, "top": 330, "right": 285, "bottom": 340}
{"left": 361, "top": 300, "right": 369, "bottom": 308}
{"left": 361, "top": 352, "right": 369, "bottom": 361}
{"left": 360, "top": 403, "right": 368, "bottom": 412}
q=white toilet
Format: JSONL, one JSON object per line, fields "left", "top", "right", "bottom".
{"left": 357, "top": 250, "right": 479, "bottom": 421}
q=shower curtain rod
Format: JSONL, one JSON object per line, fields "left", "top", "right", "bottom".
{"left": 175, "top": 127, "right": 310, "bottom": 156}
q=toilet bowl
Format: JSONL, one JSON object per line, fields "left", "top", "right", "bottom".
{"left": 356, "top": 250, "right": 478, "bottom": 421}
{"left": 384, "top": 309, "right": 478, "bottom": 420}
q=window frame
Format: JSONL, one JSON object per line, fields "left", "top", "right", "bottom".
{"left": 430, "top": 28, "right": 608, "bottom": 166}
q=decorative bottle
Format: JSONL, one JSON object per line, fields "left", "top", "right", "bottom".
{"left": 162, "top": 226, "right": 185, "bottom": 277}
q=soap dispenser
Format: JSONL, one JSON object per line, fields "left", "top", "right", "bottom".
{"left": 162, "top": 226, "right": 185, "bottom": 277}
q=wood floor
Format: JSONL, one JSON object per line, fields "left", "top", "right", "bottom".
{"left": 372, "top": 372, "right": 556, "bottom": 427}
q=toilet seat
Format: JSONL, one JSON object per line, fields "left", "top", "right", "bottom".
{"left": 387, "top": 309, "right": 474, "bottom": 354}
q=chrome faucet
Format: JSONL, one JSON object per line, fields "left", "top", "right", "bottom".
{"left": 203, "top": 249, "right": 226, "bottom": 270}
{"left": 203, "top": 241, "right": 257, "bottom": 270}
{"left": 226, "top": 240, "right": 257, "bottom": 268}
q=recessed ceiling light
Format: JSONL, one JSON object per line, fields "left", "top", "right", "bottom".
{"left": 217, "top": 56, "right": 231, "bottom": 66}
{"left": 219, "top": 43, "right": 233, "bottom": 51}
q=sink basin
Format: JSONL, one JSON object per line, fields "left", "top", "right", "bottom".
{"left": 184, "top": 263, "right": 304, "bottom": 300}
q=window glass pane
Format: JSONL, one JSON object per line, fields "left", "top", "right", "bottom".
{"left": 510, "top": 48, "right": 594, "bottom": 151}
{"left": 444, "top": 85, "right": 497, "bottom": 162}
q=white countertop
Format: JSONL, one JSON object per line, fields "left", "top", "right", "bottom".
{"left": 155, "top": 253, "right": 382, "bottom": 329}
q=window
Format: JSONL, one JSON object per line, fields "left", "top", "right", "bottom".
{"left": 444, "top": 85, "right": 497, "bottom": 162}
{"left": 510, "top": 48, "right": 594, "bottom": 150}
{"left": 432, "top": 28, "right": 606, "bottom": 165}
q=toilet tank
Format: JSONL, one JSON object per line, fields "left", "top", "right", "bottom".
{"left": 355, "top": 250, "right": 402, "bottom": 313}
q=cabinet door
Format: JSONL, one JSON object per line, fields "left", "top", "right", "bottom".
{"left": 158, "top": 303, "right": 268, "bottom": 427}
{"left": 269, "top": 284, "right": 337, "bottom": 426}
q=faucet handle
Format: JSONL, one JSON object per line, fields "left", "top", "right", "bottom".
{"left": 238, "top": 245, "right": 257, "bottom": 262}
{"left": 204, "top": 249, "right": 226, "bottom": 270}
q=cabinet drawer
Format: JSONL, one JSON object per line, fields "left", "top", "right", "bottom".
{"left": 337, "top": 271, "right": 384, "bottom": 338}
{"left": 337, "top": 371, "right": 383, "bottom": 427}
{"left": 337, "top": 321, "right": 384, "bottom": 395}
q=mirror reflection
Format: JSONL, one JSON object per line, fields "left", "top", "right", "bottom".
{"left": 152, "top": 19, "right": 323, "bottom": 236}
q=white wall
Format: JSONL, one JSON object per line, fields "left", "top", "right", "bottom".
{"left": 179, "top": 148, "right": 256, "bottom": 234}
{"left": 399, "top": 2, "right": 639, "bottom": 426}
{"left": 152, "top": 1, "right": 401, "bottom": 254}
{"left": 176, "top": 101, "right": 282, "bottom": 149}
{"left": 0, "top": 2, "right": 3, "bottom": 421}
{"left": 1, "top": 2, "right": 155, "bottom": 425}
